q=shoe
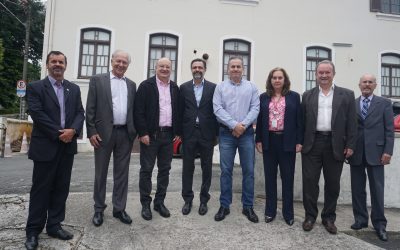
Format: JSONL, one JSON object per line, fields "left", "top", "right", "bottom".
{"left": 265, "top": 215, "right": 275, "bottom": 223}
{"left": 242, "top": 208, "right": 259, "bottom": 223}
{"left": 92, "top": 212, "right": 103, "bottom": 227}
{"left": 350, "top": 221, "right": 368, "bottom": 230}
{"left": 47, "top": 228, "right": 73, "bottom": 240}
{"left": 214, "top": 206, "right": 230, "bottom": 221}
{"left": 113, "top": 210, "right": 132, "bottom": 224}
{"left": 154, "top": 203, "right": 170, "bottom": 218}
{"left": 302, "top": 218, "right": 315, "bottom": 231}
{"left": 25, "top": 235, "right": 38, "bottom": 250}
{"left": 322, "top": 220, "right": 337, "bottom": 234}
{"left": 285, "top": 218, "right": 294, "bottom": 226}
{"left": 198, "top": 203, "right": 208, "bottom": 216}
{"left": 376, "top": 229, "right": 388, "bottom": 241}
{"left": 141, "top": 205, "right": 152, "bottom": 220}
{"left": 182, "top": 202, "right": 192, "bottom": 215}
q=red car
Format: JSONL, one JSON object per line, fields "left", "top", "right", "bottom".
{"left": 173, "top": 137, "right": 183, "bottom": 156}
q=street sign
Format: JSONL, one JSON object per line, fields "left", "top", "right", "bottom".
{"left": 16, "top": 80, "right": 26, "bottom": 97}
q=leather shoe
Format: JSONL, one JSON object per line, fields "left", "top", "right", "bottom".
{"left": 154, "top": 203, "right": 170, "bottom": 218}
{"left": 302, "top": 218, "right": 315, "bottom": 231}
{"left": 322, "top": 220, "right": 337, "bottom": 234}
{"left": 198, "top": 203, "right": 208, "bottom": 216}
{"left": 25, "top": 235, "right": 38, "bottom": 250}
{"left": 47, "top": 228, "right": 73, "bottom": 240}
{"left": 265, "top": 215, "right": 275, "bottom": 223}
{"left": 242, "top": 208, "right": 259, "bottom": 223}
{"left": 141, "top": 205, "right": 152, "bottom": 220}
{"left": 113, "top": 210, "right": 132, "bottom": 224}
{"left": 351, "top": 221, "right": 368, "bottom": 230}
{"left": 92, "top": 212, "right": 103, "bottom": 227}
{"left": 214, "top": 206, "right": 230, "bottom": 221}
{"left": 376, "top": 229, "right": 388, "bottom": 241}
{"left": 182, "top": 202, "right": 192, "bottom": 215}
{"left": 285, "top": 218, "right": 294, "bottom": 226}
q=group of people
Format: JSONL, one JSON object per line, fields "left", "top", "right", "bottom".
{"left": 23, "top": 50, "right": 394, "bottom": 250}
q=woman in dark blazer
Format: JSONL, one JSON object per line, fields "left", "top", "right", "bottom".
{"left": 255, "top": 67, "right": 303, "bottom": 226}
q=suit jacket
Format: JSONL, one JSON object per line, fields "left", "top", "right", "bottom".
{"left": 301, "top": 85, "right": 357, "bottom": 161}
{"left": 27, "top": 77, "right": 85, "bottom": 161}
{"left": 86, "top": 73, "right": 137, "bottom": 144}
{"left": 349, "top": 95, "right": 394, "bottom": 166}
{"left": 255, "top": 91, "right": 303, "bottom": 152}
{"left": 179, "top": 79, "right": 218, "bottom": 140}
{"left": 134, "top": 76, "right": 180, "bottom": 137}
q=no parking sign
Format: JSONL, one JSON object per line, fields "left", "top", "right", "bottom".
{"left": 16, "top": 80, "right": 26, "bottom": 97}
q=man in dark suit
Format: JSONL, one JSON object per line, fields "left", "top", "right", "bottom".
{"left": 349, "top": 74, "right": 394, "bottom": 241}
{"left": 134, "top": 57, "right": 180, "bottom": 220}
{"left": 25, "top": 51, "right": 85, "bottom": 250}
{"left": 86, "top": 50, "right": 136, "bottom": 227}
{"left": 179, "top": 58, "right": 217, "bottom": 216}
{"left": 301, "top": 60, "right": 357, "bottom": 234}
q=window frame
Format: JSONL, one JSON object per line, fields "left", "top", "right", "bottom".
{"left": 381, "top": 53, "right": 400, "bottom": 98}
{"left": 370, "top": 0, "right": 400, "bottom": 15}
{"left": 305, "top": 46, "right": 332, "bottom": 91}
{"left": 222, "top": 38, "right": 251, "bottom": 81}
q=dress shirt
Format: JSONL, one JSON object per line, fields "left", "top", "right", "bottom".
{"left": 360, "top": 95, "right": 373, "bottom": 111}
{"left": 193, "top": 79, "right": 204, "bottom": 123}
{"left": 156, "top": 76, "right": 172, "bottom": 127}
{"left": 48, "top": 76, "right": 65, "bottom": 128}
{"left": 316, "top": 84, "right": 334, "bottom": 132}
{"left": 213, "top": 79, "right": 260, "bottom": 129}
{"left": 268, "top": 96, "right": 285, "bottom": 131}
{"left": 110, "top": 72, "right": 128, "bottom": 125}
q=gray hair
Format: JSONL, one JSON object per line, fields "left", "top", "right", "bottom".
{"left": 316, "top": 60, "right": 335, "bottom": 74}
{"left": 112, "top": 50, "right": 131, "bottom": 64}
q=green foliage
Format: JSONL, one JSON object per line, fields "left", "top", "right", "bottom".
{"left": 0, "top": 0, "right": 44, "bottom": 111}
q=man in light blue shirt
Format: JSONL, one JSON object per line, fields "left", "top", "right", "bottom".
{"left": 213, "top": 56, "right": 260, "bottom": 223}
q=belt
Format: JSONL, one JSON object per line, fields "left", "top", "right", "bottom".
{"left": 113, "top": 124, "right": 127, "bottom": 129}
{"left": 158, "top": 126, "right": 172, "bottom": 132}
{"left": 269, "top": 131, "right": 284, "bottom": 135}
{"left": 219, "top": 124, "right": 231, "bottom": 131}
{"left": 316, "top": 131, "right": 332, "bottom": 136}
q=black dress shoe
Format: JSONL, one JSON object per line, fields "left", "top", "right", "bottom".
{"left": 322, "top": 220, "right": 337, "bottom": 234}
{"left": 350, "top": 221, "right": 368, "bottom": 230}
{"left": 154, "top": 203, "right": 170, "bottom": 218}
{"left": 376, "top": 229, "right": 388, "bottom": 241}
{"left": 242, "top": 208, "right": 259, "bottom": 223}
{"left": 198, "top": 203, "right": 208, "bottom": 216}
{"left": 25, "top": 235, "right": 38, "bottom": 250}
{"left": 141, "top": 205, "right": 152, "bottom": 220}
{"left": 92, "top": 212, "right": 103, "bottom": 226}
{"left": 265, "top": 215, "right": 275, "bottom": 223}
{"left": 285, "top": 218, "right": 294, "bottom": 226}
{"left": 182, "top": 202, "right": 192, "bottom": 215}
{"left": 113, "top": 210, "right": 132, "bottom": 224}
{"left": 214, "top": 206, "right": 230, "bottom": 221}
{"left": 302, "top": 218, "right": 315, "bottom": 232}
{"left": 47, "top": 228, "right": 73, "bottom": 240}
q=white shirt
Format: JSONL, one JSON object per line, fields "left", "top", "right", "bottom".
{"left": 110, "top": 72, "right": 128, "bottom": 125}
{"left": 316, "top": 84, "right": 334, "bottom": 131}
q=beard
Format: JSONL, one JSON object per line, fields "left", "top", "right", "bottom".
{"left": 193, "top": 72, "right": 203, "bottom": 80}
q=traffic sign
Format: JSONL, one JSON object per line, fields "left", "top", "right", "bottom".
{"left": 16, "top": 80, "right": 26, "bottom": 97}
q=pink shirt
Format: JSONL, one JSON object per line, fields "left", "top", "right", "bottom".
{"left": 268, "top": 96, "right": 286, "bottom": 131}
{"left": 156, "top": 76, "right": 172, "bottom": 127}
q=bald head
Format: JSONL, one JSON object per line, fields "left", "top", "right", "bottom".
{"left": 156, "top": 57, "right": 172, "bottom": 83}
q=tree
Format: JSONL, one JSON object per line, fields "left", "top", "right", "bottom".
{"left": 0, "top": 0, "right": 44, "bottom": 113}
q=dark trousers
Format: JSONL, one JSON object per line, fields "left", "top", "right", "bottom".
{"left": 301, "top": 134, "right": 344, "bottom": 222}
{"left": 351, "top": 156, "right": 386, "bottom": 230}
{"left": 262, "top": 133, "right": 295, "bottom": 220}
{"left": 181, "top": 128, "right": 214, "bottom": 204}
{"left": 26, "top": 143, "right": 74, "bottom": 236}
{"left": 139, "top": 131, "right": 173, "bottom": 206}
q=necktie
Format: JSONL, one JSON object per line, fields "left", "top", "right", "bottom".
{"left": 55, "top": 81, "right": 65, "bottom": 128}
{"left": 361, "top": 98, "right": 370, "bottom": 120}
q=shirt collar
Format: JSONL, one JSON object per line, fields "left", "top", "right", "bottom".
{"left": 192, "top": 79, "right": 204, "bottom": 87}
{"left": 229, "top": 78, "right": 243, "bottom": 86}
{"left": 318, "top": 83, "right": 335, "bottom": 94}
{"left": 48, "top": 76, "right": 63, "bottom": 86}
{"left": 156, "top": 76, "right": 170, "bottom": 86}
{"left": 361, "top": 95, "right": 374, "bottom": 102}
{"left": 110, "top": 71, "right": 126, "bottom": 81}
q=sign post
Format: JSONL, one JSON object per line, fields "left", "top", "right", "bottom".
{"left": 16, "top": 80, "right": 26, "bottom": 119}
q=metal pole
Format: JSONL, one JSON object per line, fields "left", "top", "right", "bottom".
{"left": 21, "top": 0, "right": 31, "bottom": 120}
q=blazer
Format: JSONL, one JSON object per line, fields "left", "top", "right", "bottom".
{"left": 349, "top": 95, "right": 394, "bottom": 166}
{"left": 134, "top": 76, "right": 180, "bottom": 137}
{"left": 301, "top": 85, "right": 357, "bottom": 161}
{"left": 255, "top": 91, "right": 303, "bottom": 152}
{"left": 27, "top": 77, "right": 85, "bottom": 161}
{"left": 86, "top": 73, "right": 137, "bottom": 144}
{"left": 179, "top": 79, "right": 218, "bottom": 140}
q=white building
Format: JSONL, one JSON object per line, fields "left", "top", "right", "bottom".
{"left": 42, "top": 0, "right": 400, "bottom": 150}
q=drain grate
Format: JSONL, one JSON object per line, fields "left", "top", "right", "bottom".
{"left": 343, "top": 230, "right": 400, "bottom": 250}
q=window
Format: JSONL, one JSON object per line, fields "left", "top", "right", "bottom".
{"left": 78, "top": 28, "right": 111, "bottom": 78}
{"left": 222, "top": 39, "right": 251, "bottom": 81}
{"left": 147, "top": 33, "right": 178, "bottom": 82}
{"left": 371, "top": 0, "right": 400, "bottom": 15}
{"left": 305, "top": 46, "right": 331, "bottom": 90}
{"left": 381, "top": 53, "right": 400, "bottom": 97}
